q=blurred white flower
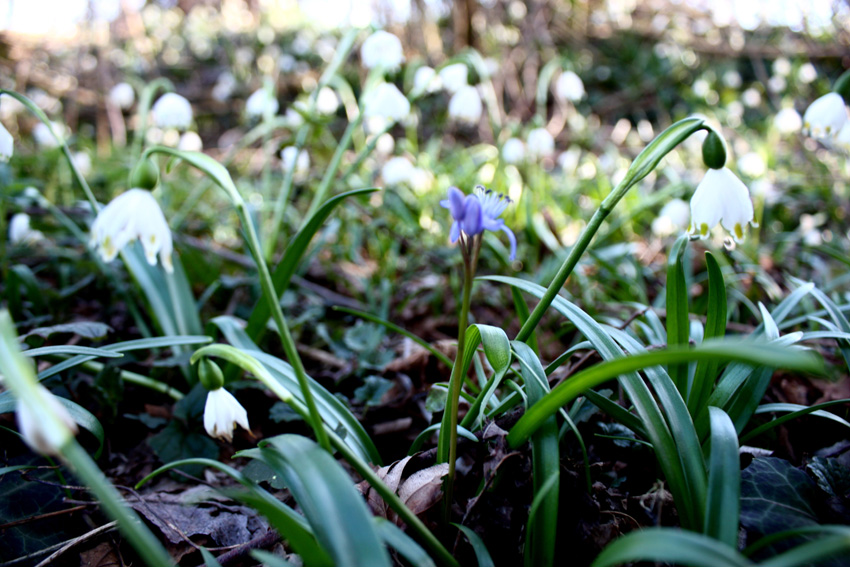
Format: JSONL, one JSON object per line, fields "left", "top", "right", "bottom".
{"left": 737, "top": 152, "right": 766, "bottom": 178}
{"left": 448, "top": 85, "right": 482, "bottom": 124}
{"left": 280, "top": 146, "right": 310, "bottom": 183}
{"left": 797, "top": 63, "right": 817, "bottom": 84}
{"left": 284, "top": 105, "right": 305, "bottom": 128}
{"left": 502, "top": 137, "right": 525, "bottom": 164}
{"left": 16, "top": 385, "right": 78, "bottom": 455}
{"left": 152, "top": 93, "right": 193, "bottom": 130}
{"left": 375, "top": 133, "right": 395, "bottom": 156}
{"left": 689, "top": 167, "right": 754, "bottom": 243}
{"left": 72, "top": 151, "right": 92, "bottom": 177}
{"left": 316, "top": 87, "right": 339, "bottom": 115}
{"left": 527, "top": 128, "right": 555, "bottom": 159}
{"left": 772, "top": 58, "right": 791, "bottom": 76}
{"left": 245, "top": 88, "right": 279, "bottom": 119}
{"left": 774, "top": 107, "right": 803, "bottom": 134}
{"left": 32, "top": 122, "right": 63, "bottom": 148}
{"left": 413, "top": 66, "right": 440, "bottom": 94}
{"left": 363, "top": 83, "right": 410, "bottom": 122}
{"left": 361, "top": 30, "right": 404, "bottom": 71}
{"left": 750, "top": 179, "right": 780, "bottom": 205}
{"left": 278, "top": 53, "right": 296, "bottom": 73}
{"left": 803, "top": 93, "right": 847, "bottom": 139}
{"left": 0, "top": 122, "right": 13, "bottom": 161}
{"left": 212, "top": 73, "right": 237, "bottom": 102}
{"left": 178, "top": 131, "right": 203, "bottom": 152}
{"left": 799, "top": 213, "right": 824, "bottom": 246}
{"left": 381, "top": 156, "right": 415, "bottom": 185}
{"left": 9, "top": 213, "right": 45, "bottom": 245}
{"left": 439, "top": 63, "right": 468, "bottom": 94}
{"left": 555, "top": 70, "right": 585, "bottom": 102}
{"left": 90, "top": 188, "right": 173, "bottom": 272}
{"left": 651, "top": 198, "right": 690, "bottom": 237}
{"left": 722, "top": 70, "right": 742, "bottom": 89}
{"left": 742, "top": 88, "right": 761, "bottom": 108}
{"left": 109, "top": 82, "right": 135, "bottom": 109}
{"left": 203, "top": 387, "right": 250, "bottom": 442}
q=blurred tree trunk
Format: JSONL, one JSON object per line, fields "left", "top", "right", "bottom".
{"left": 453, "top": 0, "right": 479, "bottom": 51}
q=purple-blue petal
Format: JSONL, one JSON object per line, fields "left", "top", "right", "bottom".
{"left": 449, "top": 221, "right": 461, "bottom": 243}
{"left": 462, "top": 195, "right": 483, "bottom": 235}
{"left": 446, "top": 186, "right": 466, "bottom": 220}
{"left": 500, "top": 225, "right": 517, "bottom": 261}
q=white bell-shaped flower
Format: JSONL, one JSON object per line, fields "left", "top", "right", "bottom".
{"left": 363, "top": 83, "right": 411, "bottom": 122}
{"left": 17, "top": 385, "right": 78, "bottom": 455}
{"left": 9, "top": 213, "right": 45, "bottom": 245}
{"left": 361, "top": 30, "right": 404, "bottom": 71}
{"left": 90, "top": 188, "right": 174, "bottom": 272}
{"left": 151, "top": 93, "right": 193, "bottom": 130}
{"left": 203, "top": 387, "right": 250, "bottom": 442}
{"left": 109, "top": 82, "right": 135, "bottom": 109}
{"left": 502, "top": 137, "right": 525, "bottom": 164}
{"left": 245, "top": 88, "right": 279, "bottom": 119}
{"left": 555, "top": 70, "right": 585, "bottom": 103}
{"left": 651, "top": 198, "right": 690, "bottom": 237}
{"left": 72, "top": 151, "right": 92, "bottom": 177}
{"left": 448, "top": 85, "right": 482, "bottom": 125}
{"left": 32, "top": 122, "right": 63, "bottom": 148}
{"left": 413, "top": 66, "right": 440, "bottom": 94}
{"left": 280, "top": 146, "right": 310, "bottom": 183}
{"left": 178, "top": 131, "right": 203, "bottom": 152}
{"left": 802, "top": 92, "right": 847, "bottom": 139}
{"left": 0, "top": 121, "right": 13, "bottom": 161}
{"left": 381, "top": 156, "right": 415, "bottom": 185}
{"left": 316, "top": 87, "right": 339, "bottom": 115}
{"left": 689, "top": 167, "right": 754, "bottom": 243}
{"left": 527, "top": 128, "right": 555, "bottom": 159}
{"left": 439, "top": 63, "right": 468, "bottom": 94}
{"left": 774, "top": 107, "right": 802, "bottom": 134}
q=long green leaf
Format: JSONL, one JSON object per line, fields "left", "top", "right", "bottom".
{"left": 253, "top": 435, "right": 392, "bottom": 567}
{"left": 374, "top": 518, "right": 437, "bottom": 567}
{"left": 453, "top": 524, "right": 495, "bottom": 567}
{"left": 245, "top": 188, "right": 378, "bottom": 341}
{"left": 459, "top": 325, "right": 512, "bottom": 431}
{"left": 666, "top": 235, "right": 690, "bottom": 395}
{"left": 591, "top": 528, "right": 753, "bottom": 567}
{"left": 758, "top": 532, "right": 850, "bottom": 567}
{"left": 705, "top": 407, "right": 740, "bottom": 547}
{"left": 24, "top": 345, "right": 123, "bottom": 358}
{"left": 689, "top": 251, "right": 727, "bottom": 416}
{"left": 740, "top": 400, "right": 850, "bottom": 444}
{"left": 513, "top": 342, "right": 559, "bottom": 567}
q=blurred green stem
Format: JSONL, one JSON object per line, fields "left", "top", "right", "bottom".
{"left": 303, "top": 112, "right": 363, "bottom": 221}
{"left": 131, "top": 78, "right": 174, "bottom": 161}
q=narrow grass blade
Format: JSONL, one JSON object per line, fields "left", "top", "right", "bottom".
{"left": 591, "top": 528, "right": 753, "bottom": 567}
{"left": 23, "top": 345, "right": 123, "bottom": 358}
{"left": 666, "top": 235, "right": 690, "bottom": 396}
{"left": 705, "top": 407, "right": 740, "bottom": 548}
{"left": 375, "top": 518, "right": 437, "bottom": 567}
{"left": 740, "top": 399, "right": 850, "bottom": 444}
{"left": 453, "top": 524, "right": 495, "bottom": 567}
{"left": 689, "top": 251, "right": 727, "bottom": 416}
{"left": 513, "top": 342, "right": 559, "bottom": 567}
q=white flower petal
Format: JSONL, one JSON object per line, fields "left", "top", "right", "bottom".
{"left": 689, "top": 168, "right": 754, "bottom": 241}
{"left": 448, "top": 86, "right": 482, "bottom": 124}
{"left": 203, "top": 388, "right": 250, "bottom": 442}
{"left": 802, "top": 92, "right": 847, "bottom": 139}
{"left": 16, "top": 385, "right": 78, "bottom": 455}
{"left": 361, "top": 30, "right": 404, "bottom": 71}
{"left": 152, "top": 93, "right": 193, "bottom": 130}
{"left": 439, "top": 63, "right": 468, "bottom": 94}
{"left": 0, "top": 121, "right": 13, "bottom": 161}
{"left": 363, "top": 83, "right": 410, "bottom": 122}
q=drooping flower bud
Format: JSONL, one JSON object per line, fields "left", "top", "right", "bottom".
{"left": 701, "top": 130, "right": 727, "bottom": 170}
{"left": 128, "top": 158, "right": 160, "bottom": 190}
{"left": 197, "top": 358, "right": 225, "bottom": 391}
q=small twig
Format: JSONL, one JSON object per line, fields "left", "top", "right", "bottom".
{"left": 0, "top": 504, "right": 89, "bottom": 530}
{"left": 32, "top": 521, "right": 118, "bottom": 567}
{"left": 192, "top": 530, "right": 282, "bottom": 567}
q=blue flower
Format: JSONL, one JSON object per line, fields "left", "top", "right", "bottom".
{"left": 440, "top": 185, "right": 516, "bottom": 261}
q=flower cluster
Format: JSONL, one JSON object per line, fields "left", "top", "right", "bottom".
{"left": 441, "top": 185, "right": 516, "bottom": 260}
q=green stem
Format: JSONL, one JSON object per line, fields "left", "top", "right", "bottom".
{"left": 80, "top": 360, "right": 184, "bottom": 400}
{"left": 302, "top": 112, "right": 363, "bottom": 221}
{"left": 131, "top": 78, "right": 174, "bottom": 161}
{"left": 61, "top": 442, "right": 175, "bottom": 566}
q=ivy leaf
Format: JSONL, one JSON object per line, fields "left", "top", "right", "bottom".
{"left": 740, "top": 457, "right": 819, "bottom": 536}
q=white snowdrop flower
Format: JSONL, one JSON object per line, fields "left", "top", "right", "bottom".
{"left": 651, "top": 198, "right": 690, "bottom": 237}
{"left": 212, "top": 73, "right": 236, "bottom": 102}
{"left": 280, "top": 146, "right": 310, "bottom": 183}
{"left": 375, "top": 133, "right": 395, "bottom": 156}
{"left": 178, "top": 131, "right": 203, "bottom": 152}
{"left": 555, "top": 70, "right": 586, "bottom": 103}
{"left": 203, "top": 387, "right": 250, "bottom": 442}
{"left": 738, "top": 152, "right": 766, "bottom": 178}
{"left": 439, "top": 63, "right": 468, "bottom": 94}
{"left": 0, "top": 122, "right": 13, "bottom": 161}
{"left": 413, "top": 66, "right": 441, "bottom": 94}
{"left": 72, "top": 152, "right": 92, "bottom": 177}
{"left": 32, "top": 122, "right": 63, "bottom": 148}
{"left": 723, "top": 70, "right": 742, "bottom": 89}
{"left": 381, "top": 156, "right": 415, "bottom": 185}
{"left": 90, "top": 188, "right": 174, "bottom": 272}
{"left": 797, "top": 63, "right": 817, "bottom": 84}
{"left": 448, "top": 85, "right": 482, "bottom": 124}
{"left": 245, "top": 88, "right": 279, "bottom": 119}
{"left": 9, "top": 213, "right": 44, "bottom": 245}
{"left": 16, "top": 385, "right": 78, "bottom": 455}
{"left": 803, "top": 93, "right": 847, "bottom": 139}
{"left": 527, "top": 128, "right": 555, "bottom": 159}
{"left": 284, "top": 106, "right": 305, "bottom": 128}
{"left": 502, "top": 137, "right": 525, "bottom": 164}
{"left": 363, "top": 83, "right": 410, "bottom": 122}
{"left": 689, "top": 167, "right": 754, "bottom": 243}
{"left": 772, "top": 58, "right": 791, "bottom": 76}
{"left": 742, "top": 88, "right": 761, "bottom": 108}
{"left": 774, "top": 107, "right": 803, "bottom": 134}
{"left": 109, "top": 82, "right": 135, "bottom": 109}
{"left": 316, "top": 87, "right": 339, "bottom": 115}
{"left": 361, "top": 30, "right": 404, "bottom": 71}
{"left": 151, "top": 93, "right": 193, "bottom": 130}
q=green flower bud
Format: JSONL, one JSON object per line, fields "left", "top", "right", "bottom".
{"left": 128, "top": 158, "right": 159, "bottom": 190}
{"left": 197, "top": 358, "right": 224, "bottom": 391}
{"left": 701, "top": 130, "right": 727, "bottom": 170}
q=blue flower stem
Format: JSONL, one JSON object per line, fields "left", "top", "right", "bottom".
{"left": 440, "top": 235, "right": 480, "bottom": 521}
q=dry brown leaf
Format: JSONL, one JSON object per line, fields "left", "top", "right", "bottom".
{"left": 79, "top": 542, "right": 122, "bottom": 567}
{"left": 396, "top": 463, "right": 449, "bottom": 517}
